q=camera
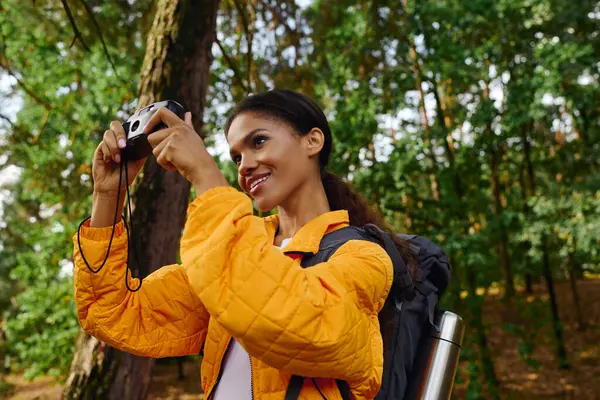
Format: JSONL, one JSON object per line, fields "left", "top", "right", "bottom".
{"left": 120, "top": 100, "right": 186, "bottom": 161}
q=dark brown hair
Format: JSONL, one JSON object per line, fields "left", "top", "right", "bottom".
{"left": 225, "top": 89, "right": 418, "bottom": 276}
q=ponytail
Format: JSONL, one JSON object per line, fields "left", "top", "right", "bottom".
{"left": 321, "top": 170, "right": 419, "bottom": 277}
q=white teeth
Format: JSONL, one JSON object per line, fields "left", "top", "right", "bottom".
{"left": 250, "top": 175, "right": 269, "bottom": 190}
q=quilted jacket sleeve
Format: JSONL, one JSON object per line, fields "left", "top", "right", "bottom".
{"left": 184, "top": 187, "right": 394, "bottom": 385}
{"left": 72, "top": 218, "right": 210, "bottom": 358}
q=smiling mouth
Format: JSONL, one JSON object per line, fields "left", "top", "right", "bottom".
{"left": 249, "top": 174, "right": 270, "bottom": 194}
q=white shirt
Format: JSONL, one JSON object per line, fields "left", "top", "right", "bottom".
{"left": 212, "top": 237, "right": 292, "bottom": 400}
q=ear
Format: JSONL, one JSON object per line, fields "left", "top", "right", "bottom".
{"left": 303, "top": 128, "right": 325, "bottom": 157}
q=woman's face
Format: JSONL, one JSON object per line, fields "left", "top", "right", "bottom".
{"left": 227, "top": 112, "right": 319, "bottom": 212}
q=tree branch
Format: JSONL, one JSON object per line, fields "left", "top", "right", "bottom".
{"left": 258, "top": 0, "right": 297, "bottom": 36}
{"left": 233, "top": 0, "right": 253, "bottom": 91}
{"left": 0, "top": 63, "right": 53, "bottom": 110}
{"left": 31, "top": 108, "right": 51, "bottom": 144}
{"left": 0, "top": 113, "right": 14, "bottom": 128}
{"left": 0, "top": 28, "right": 53, "bottom": 109}
{"left": 60, "top": 0, "right": 91, "bottom": 52}
{"left": 257, "top": 0, "right": 302, "bottom": 69}
{"left": 215, "top": 36, "right": 249, "bottom": 92}
{"left": 77, "top": 0, "right": 121, "bottom": 80}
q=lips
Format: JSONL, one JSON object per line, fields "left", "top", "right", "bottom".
{"left": 246, "top": 173, "right": 271, "bottom": 194}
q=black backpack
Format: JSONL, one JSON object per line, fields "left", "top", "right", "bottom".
{"left": 284, "top": 224, "right": 451, "bottom": 400}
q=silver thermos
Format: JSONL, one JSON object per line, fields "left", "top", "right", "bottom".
{"left": 407, "top": 311, "right": 465, "bottom": 400}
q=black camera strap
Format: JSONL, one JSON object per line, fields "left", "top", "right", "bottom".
{"left": 76, "top": 159, "right": 142, "bottom": 292}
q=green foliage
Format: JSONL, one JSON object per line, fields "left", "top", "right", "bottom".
{"left": 501, "top": 295, "right": 549, "bottom": 370}
{"left": 4, "top": 280, "right": 79, "bottom": 379}
{"left": 465, "top": 361, "right": 484, "bottom": 400}
{"left": 0, "top": 0, "right": 152, "bottom": 379}
{"left": 0, "top": 0, "right": 598, "bottom": 396}
{"left": 521, "top": 191, "right": 600, "bottom": 264}
{"left": 0, "top": 377, "right": 14, "bottom": 398}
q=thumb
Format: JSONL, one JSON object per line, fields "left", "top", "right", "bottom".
{"left": 93, "top": 142, "right": 106, "bottom": 164}
{"left": 184, "top": 111, "right": 193, "bottom": 127}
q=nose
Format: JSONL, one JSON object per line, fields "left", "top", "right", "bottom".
{"left": 238, "top": 153, "right": 258, "bottom": 177}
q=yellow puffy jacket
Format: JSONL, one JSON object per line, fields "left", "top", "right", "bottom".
{"left": 73, "top": 186, "right": 393, "bottom": 399}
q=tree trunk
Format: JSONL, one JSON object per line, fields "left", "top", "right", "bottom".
{"left": 567, "top": 249, "right": 586, "bottom": 331}
{"left": 490, "top": 144, "right": 514, "bottom": 299}
{"left": 0, "top": 326, "right": 6, "bottom": 374}
{"left": 410, "top": 46, "right": 440, "bottom": 202}
{"left": 518, "top": 146, "right": 534, "bottom": 294}
{"left": 522, "top": 123, "right": 569, "bottom": 369}
{"left": 568, "top": 268, "right": 586, "bottom": 331}
{"left": 481, "top": 69, "right": 514, "bottom": 301}
{"left": 432, "top": 77, "right": 463, "bottom": 198}
{"left": 541, "top": 240, "right": 570, "bottom": 369}
{"left": 63, "top": 0, "right": 220, "bottom": 398}
{"left": 400, "top": 0, "right": 440, "bottom": 201}
{"left": 466, "top": 272, "right": 500, "bottom": 399}
{"left": 524, "top": 274, "right": 533, "bottom": 294}
{"left": 431, "top": 75, "right": 499, "bottom": 395}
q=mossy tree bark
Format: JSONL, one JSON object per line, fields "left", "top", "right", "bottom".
{"left": 63, "top": 0, "right": 219, "bottom": 398}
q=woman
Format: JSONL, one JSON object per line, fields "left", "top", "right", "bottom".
{"left": 74, "top": 89, "right": 416, "bottom": 399}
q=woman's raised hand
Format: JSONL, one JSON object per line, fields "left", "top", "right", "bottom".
{"left": 92, "top": 121, "right": 146, "bottom": 196}
{"left": 145, "top": 108, "right": 213, "bottom": 186}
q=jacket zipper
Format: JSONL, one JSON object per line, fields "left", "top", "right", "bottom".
{"left": 207, "top": 338, "right": 233, "bottom": 400}
{"left": 248, "top": 354, "right": 255, "bottom": 399}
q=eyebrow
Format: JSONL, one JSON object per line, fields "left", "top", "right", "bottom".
{"left": 229, "top": 128, "right": 270, "bottom": 158}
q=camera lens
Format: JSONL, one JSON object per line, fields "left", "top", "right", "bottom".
{"left": 131, "top": 120, "right": 140, "bottom": 132}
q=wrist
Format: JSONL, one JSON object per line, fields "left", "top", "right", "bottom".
{"left": 189, "top": 161, "right": 229, "bottom": 192}
{"left": 193, "top": 171, "right": 230, "bottom": 198}
{"left": 93, "top": 189, "right": 126, "bottom": 201}
{"left": 91, "top": 190, "right": 126, "bottom": 228}
{"left": 187, "top": 157, "right": 218, "bottom": 187}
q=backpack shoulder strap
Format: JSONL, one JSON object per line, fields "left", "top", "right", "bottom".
{"left": 284, "top": 375, "right": 303, "bottom": 400}
{"left": 298, "top": 226, "right": 376, "bottom": 268}
{"left": 298, "top": 224, "right": 415, "bottom": 302}
{"left": 284, "top": 376, "right": 351, "bottom": 400}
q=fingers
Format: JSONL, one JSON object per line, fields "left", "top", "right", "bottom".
{"left": 151, "top": 138, "right": 167, "bottom": 158}
{"left": 110, "top": 121, "right": 127, "bottom": 149}
{"left": 152, "top": 138, "right": 177, "bottom": 171}
{"left": 143, "top": 107, "right": 184, "bottom": 134}
{"left": 147, "top": 112, "right": 195, "bottom": 148}
{"left": 147, "top": 126, "right": 176, "bottom": 148}
{"left": 100, "top": 140, "right": 112, "bottom": 164}
{"left": 94, "top": 141, "right": 104, "bottom": 160}
{"left": 100, "top": 121, "right": 127, "bottom": 164}
{"left": 102, "top": 129, "right": 121, "bottom": 164}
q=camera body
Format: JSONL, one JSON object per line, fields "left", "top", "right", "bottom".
{"left": 121, "top": 100, "right": 186, "bottom": 161}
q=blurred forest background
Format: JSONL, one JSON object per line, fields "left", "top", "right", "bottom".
{"left": 0, "top": 0, "right": 599, "bottom": 399}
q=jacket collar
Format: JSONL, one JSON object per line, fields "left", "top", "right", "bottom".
{"left": 264, "top": 210, "right": 350, "bottom": 255}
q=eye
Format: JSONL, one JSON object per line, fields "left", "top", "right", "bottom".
{"left": 253, "top": 135, "right": 267, "bottom": 147}
{"left": 232, "top": 155, "right": 241, "bottom": 165}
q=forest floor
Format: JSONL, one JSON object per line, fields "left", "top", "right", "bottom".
{"left": 2, "top": 279, "right": 599, "bottom": 400}
{"left": 452, "top": 278, "right": 600, "bottom": 399}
